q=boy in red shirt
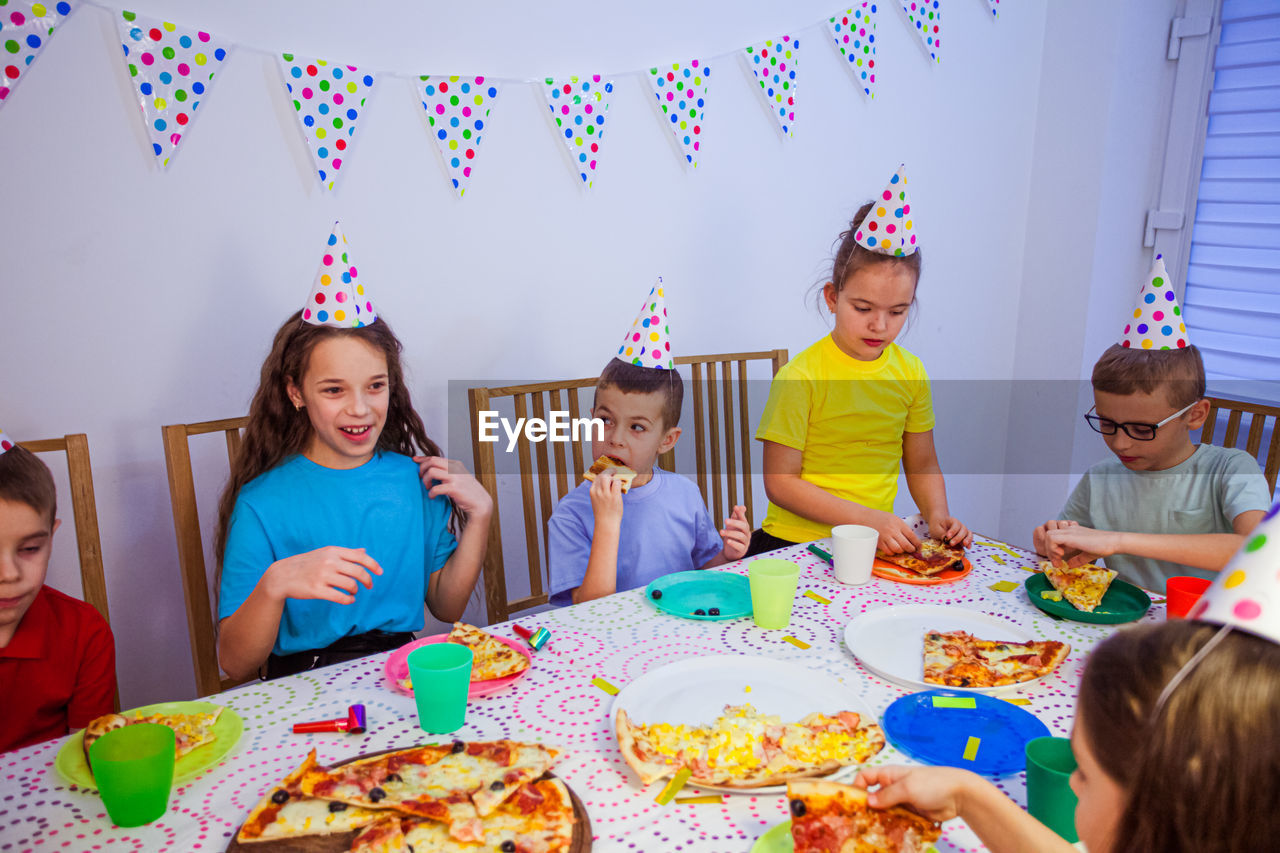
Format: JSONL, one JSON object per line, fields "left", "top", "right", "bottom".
{"left": 0, "top": 435, "right": 116, "bottom": 752}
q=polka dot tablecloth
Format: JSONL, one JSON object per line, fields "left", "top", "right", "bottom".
{"left": 0, "top": 539, "right": 1160, "bottom": 852}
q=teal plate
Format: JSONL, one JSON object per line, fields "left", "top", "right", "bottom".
{"left": 644, "top": 570, "right": 752, "bottom": 620}
{"left": 1025, "top": 573, "right": 1151, "bottom": 624}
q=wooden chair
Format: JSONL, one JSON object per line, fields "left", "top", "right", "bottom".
{"left": 1200, "top": 396, "right": 1280, "bottom": 496}
{"left": 161, "top": 417, "right": 252, "bottom": 697}
{"left": 467, "top": 349, "right": 788, "bottom": 624}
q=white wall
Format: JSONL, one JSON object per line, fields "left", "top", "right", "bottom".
{"left": 3, "top": 0, "right": 1072, "bottom": 705}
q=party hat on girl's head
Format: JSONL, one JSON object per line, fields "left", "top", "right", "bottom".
{"left": 616, "top": 278, "right": 674, "bottom": 369}
{"left": 302, "top": 222, "right": 377, "bottom": 328}
{"left": 1188, "top": 501, "right": 1280, "bottom": 646}
{"left": 0, "top": 429, "right": 13, "bottom": 455}
{"left": 853, "top": 165, "right": 917, "bottom": 257}
{"left": 1120, "top": 255, "right": 1188, "bottom": 350}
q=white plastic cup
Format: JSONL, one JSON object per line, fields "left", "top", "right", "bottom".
{"left": 831, "top": 525, "right": 878, "bottom": 585}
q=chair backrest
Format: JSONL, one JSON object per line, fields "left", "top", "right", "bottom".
{"left": 467, "top": 349, "right": 788, "bottom": 624}
{"left": 160, "top": 417, "right": 251, "bottom": 697}
{"left": 18, "top": 434, "right": 110, "bottom": 624}
{"left": 1200, "top": 396, "right": 1280, "bottom": 497}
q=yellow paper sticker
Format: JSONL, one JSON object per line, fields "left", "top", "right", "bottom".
{"left": 988, "top": 581, "right": 1019, "bottom": 593}
{"left": 782, "top": 636, "right": 810, "bottom": 649}
{"left": 591, "top": 677, "right": 619, "bottom": 695}
{"left": 674, "top": 794, "right": 724, "bottom": 804}
{"left": 991, "top": 554, "right": 1007, "bottom": 565}
{"left": 1004, "top": 698, "right": 1032, "bottom": 706}
{"left": 656, "top": 767, "right": 692, "bottom": 804}
{"left": 962, "top": 736, "right": 981, "bottom": 761}
{"left": 803, "top": 590, "right": 832, "bottom": 604}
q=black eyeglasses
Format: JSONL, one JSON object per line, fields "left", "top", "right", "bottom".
{"left": 1083, "top": 402, "right": 1196, "bottom": 441}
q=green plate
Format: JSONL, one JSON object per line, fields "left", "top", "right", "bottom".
{"left": 751, "top": 821, "right": 937, "bottom": 852}
{"left": 1024, "top": 573, "right": 1152, "bottom": 624}
{"left": 55, "top": 701, "right": 244, "bottom": 789}
{"left": 644, "top": 570, "right": 752, "bottom": 620}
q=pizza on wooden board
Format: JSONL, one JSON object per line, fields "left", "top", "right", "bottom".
{"left": 616, "top": 703, "right": 885, "bottom": 788}
{"left": 787, "top": 779, "right": 942, "bottom": 853}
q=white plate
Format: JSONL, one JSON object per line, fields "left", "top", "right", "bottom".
{"left": 610, "top": 655, "right": 876, "bottom": 794}
{"left": 843, "top": 604, "right": 1044, "bottom": 694}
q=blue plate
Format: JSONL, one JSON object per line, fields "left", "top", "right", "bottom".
{"left": 883, "top": 690, "right": 1051, "bottom": 777}
{"left": 644, "top": 570, "right": 752, "bottom": 620}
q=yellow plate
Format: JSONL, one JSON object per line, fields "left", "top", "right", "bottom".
{"left": 54, "top": 701, "right": 244, "bottom": 789}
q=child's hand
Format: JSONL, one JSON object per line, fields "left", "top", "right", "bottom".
{"left": 853, "top": 765, "right": 976, "bottom": 823}
{"left": 1032, "top": 519, "right": 1078, "bottom": 557}
{"left": 1043, "top": 523, "right": 1114, "bottom": 567}
{"left": 870, "top": 511, "right": 922, "bottom": 554}
{"left": 266, "top": 546, "right": 383, "bottom": 604}
{"left": 927, "top": 515, "right": 973, "bottom": 548}
{"left": 414, "top": 456, "right": 494, "bottom": 517}
{"left": 719, "top": 505, "right": 750, "bottom": 561}
{"left": 589, "top": 471, "right": 625, "bottom": 529}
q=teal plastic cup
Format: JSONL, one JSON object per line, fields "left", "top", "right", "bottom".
{"left": 1025, "top": 736, "right": 1080, "bottom": 842}
{"left": 748, "top": 558, "right": 801, "bottom": 629}
{"left": 407, "top": 643, "right": 473, "bottom": 733}
{"left": 89, "top": 723, "right": 175, "bottom": 827}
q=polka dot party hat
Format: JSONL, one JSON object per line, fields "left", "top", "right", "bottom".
{"left": 302, "top": 222, "right": 376, "bottom": 328}
{"left": 616, "top": 279, "right": 673, "bottom": 369}
{"left": 646, "top": 60, "right": 711, "bottom": 168}
{"left": 900, "top": 1, "right": 942, "bottom": 63}
{"left": 1187, "top": 501, "right": 1280, "bottom": 647}
{"left": 742, "top": 37, "right": 798, "bottom": 139}
{"left": 541, "top": 76, "right": 613, "bottom": 189}
{"left": 418, "top": 76, "right": 501, "bottom": 198}
{"left": 279, "top": 54, "right": 375, "bottom": 191}
{"left": 1121, "top": 255, "right": 1189, "bottom": 349}
{"left": 826, "top": 4, "right": 877, "bottom": 100}
{"left": 0, "top": 428, "right": 12, "bottom": 455}
{"left": 0, "top": 1, "right": 75, "bottom": 109}
{"left": 116, "top": 10, "right": 231, "bottom": 169}
{"left": 854, "top": 165, "right": 917, "bottom": 256}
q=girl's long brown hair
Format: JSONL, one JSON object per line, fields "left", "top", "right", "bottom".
{"left": 213, "top": 311, "right": 450, "bottom": 572}
{"left": 1078, "top": 621, "right": 1280, "bottom": 853}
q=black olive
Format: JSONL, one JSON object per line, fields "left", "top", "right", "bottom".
{"left": 271, "top": 789, "right": 289, "bottom": 805}
{"left": 490, "top": 780, "right": 505, "bottom": 790}
{"left": 694, "top": 608, "right": 706, "bottom": 616}
{"left": 790, "top": 798, "right": 806, "bottom": 817}
{"left": 500, "top": 842, "right": 516, "bottom": 853}
{"left": 708, "top": 607, "right": 720, "bottom": 616}
{"left": 651, "top": 589, "right": 662, "bottom": 600}
{"left": 328, "top": 801, "right": 348, "bottom": 813}
{"left": 384, "top": 773, "right": 403, "bottom": 783}
{"left": 451, "top": 740, "right": 466, "bottom": 753}
{"left": 369, "top": 787, "right": 386, "bottom": 802}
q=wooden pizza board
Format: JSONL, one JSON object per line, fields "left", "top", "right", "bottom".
{"left": 224, "top": 748, "right": 590, "bottom": 853}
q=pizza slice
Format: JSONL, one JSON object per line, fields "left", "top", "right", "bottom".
{"left": 349, "top": 815, "right": 410, "bottom": 853}
{"left": 787, "top": 779, "right": 941, "bottom": 853}
{"left": 922, "top": 631, "right": 1070, "bottom": 688}
{"left": 236, "top": 750, "right": 383, "bottom": 843}
{"left": 1039, "top": 560, "right": 1118, "bottom": 612}
{"left": 583, "top": 454, "right": 637, "bottom": 493}
{"left": 403, "top": 778, "right": 577, "bottom": 853}
{"left": 447, "top": 622, "right": 531, "bottom": 681}
{"left": 876, "top": 538, "right": 965, "bottom": 577}
{"left": 83, "top": 707, "right": 223, "bottom": 766}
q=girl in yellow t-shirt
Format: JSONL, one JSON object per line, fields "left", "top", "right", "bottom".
{"left": 749, "top": 171, "right": 971, "bottom": 557}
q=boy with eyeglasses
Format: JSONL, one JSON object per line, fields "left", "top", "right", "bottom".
{"left": 1033, "top": 259, "right": 1271, "bottom": 592}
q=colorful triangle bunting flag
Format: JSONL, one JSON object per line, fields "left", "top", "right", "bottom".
{"left": 646, "top": 60, "right": 710, "bottom": 168}
{"left": 742, "top": 37, "right": 798, "bottom": 138}
{"left": 827, "top": 5, "right": 878, "bottom": 99}
{"left": 900, "top": 1, "right": 942, "bottom": 63}
{"left": 417, "top": 75, "right": 500, "bottom": 198}
{"left": 541, "top": 76, "right": 613, "bottom": 189}
{"left": 279, "top": 54, "right": 375, "bottom": 191}
{"left": 116, "top": 11, "right": 229, "bottom": 168}
{"left": 985, "top": 0, "right": 999, "bottom": 19}
{"left": 0, "top": 1, "right": 75, "bottom": 109}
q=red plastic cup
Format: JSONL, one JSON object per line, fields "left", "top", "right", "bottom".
{"left": 1166, "top": 576, "right": 1212, "bottom": 619}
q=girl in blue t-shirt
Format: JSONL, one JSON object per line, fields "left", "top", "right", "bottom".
{"left": 214, "top": 310, "right": 492, "bottom": 681}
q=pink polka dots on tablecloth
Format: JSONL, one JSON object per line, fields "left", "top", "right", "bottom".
{"left": 646, "top": 60, "right": 710, "bottom": 168}
{"left": 827, "top": 4, "right": 877, "bottom": 99}
{"left": 116, "top": 11, "right": 228, "bottom": 168}
{"left": 279, "top": 54, "right": 373, "bottom": 191}
{"left": 541, "top": 75, "right": 613, "bottom": 188}
{"left": 417, "top": 75, "right": 500, "bottom": 198}
{"left": 0, "top": 0, "right": 73, "bottom": 107}
{"left": 742, "top": 36, "right": 798, "bottom": 138}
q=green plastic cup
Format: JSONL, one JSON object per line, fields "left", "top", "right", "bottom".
{"left": 1025, "top": 736, "right": 1079, "bottom": 842}
{"left": 89, "top": 722, "right": 175, "bottom": 827}
{"left": 748, "top": 558, "right": 801, "bottom": 629}
{"left": 407, "top": 643, "right": 473, "bottom": 733}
